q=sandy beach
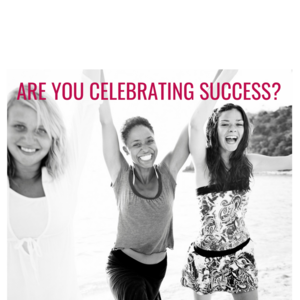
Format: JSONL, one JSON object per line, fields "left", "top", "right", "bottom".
{"left": 73, "top": 134, "right": 292, "bottom": 300}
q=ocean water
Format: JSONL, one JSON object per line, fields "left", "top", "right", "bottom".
{"left": 74, "top": 142, "right": 292, "bottom": 300}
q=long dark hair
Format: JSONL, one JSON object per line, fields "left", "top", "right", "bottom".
{"left": 206, "top": 103, "right": 253, "bottom": 192}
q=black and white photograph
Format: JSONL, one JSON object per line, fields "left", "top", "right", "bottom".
{"left": 6, "top": 69, "right": 292, "bottom": 300}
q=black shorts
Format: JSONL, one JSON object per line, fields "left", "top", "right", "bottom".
{"left": 106, "top": 249, "right": 167, "bottom": 300}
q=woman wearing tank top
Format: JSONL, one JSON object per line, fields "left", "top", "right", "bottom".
{"left": 181, "top": 70, "right": 292, "bottom": 300}
{"left": 83, "top": 70, "right": 190, "bottom": 300}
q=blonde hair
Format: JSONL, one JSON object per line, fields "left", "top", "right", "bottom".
{"left": 7, "top": 85, "right": 67, "bottom": 179}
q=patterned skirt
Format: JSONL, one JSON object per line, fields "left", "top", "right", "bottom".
{"left": 106, "top": 249, "right": 167, "bottom": 300}
{"left": 181, "top": 239, "right": 258, "bottom": 295}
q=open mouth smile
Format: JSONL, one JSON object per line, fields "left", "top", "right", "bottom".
{"left": 139, "top": 154, "right": 152, "bottom": 161}
{"left": 18, "top": 146, "right": 39, "bottom": 153}
{"left": 225, "top": 135, "right": 238, "bottom": 144}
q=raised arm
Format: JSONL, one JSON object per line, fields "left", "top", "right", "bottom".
{"left": 66, "top": 70, "right": 100, "bottom": 185}
{"left": 161, "top": 70, "right": 238, "bottom": 181}
{"left": 83, "top": 70, "right": 123, "bottom": 183}
{"left": 247, "top": 153, "right": 292, "bottom": 172}
{"left": 189, "top": 70, "right": 238, "bottom": 185}
{"left": 161, "top": 125, "right": 189, "bottom": 181}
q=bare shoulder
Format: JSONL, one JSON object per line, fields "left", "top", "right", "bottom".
{"left": 161, "top": 152, "right": 172, "bottom": 168}
{"left": 160, "top": 152, "right": 176, "bottom": 178}
{"left": 194, "top": 160, "right": 210, "bottom": 188}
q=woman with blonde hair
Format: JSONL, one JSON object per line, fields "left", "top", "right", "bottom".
{"left": 7, "top": 75, "right": 96, "bottom": 300}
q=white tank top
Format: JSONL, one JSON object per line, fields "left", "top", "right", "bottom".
{"left": 9, "top": 188, "right": 48, "bottom": 239}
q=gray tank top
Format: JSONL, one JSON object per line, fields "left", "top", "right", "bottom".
{"left": 112, "top": 160, "right": 176, "bottom": 254}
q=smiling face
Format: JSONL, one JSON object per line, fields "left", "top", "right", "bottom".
{"left": 7, "top": 102, "right": 52, "bottom": 171}
{"left": 125, "top": 125, "right": 158, "bottom": 169}
{"left": 217, "top": 109, "right": 244, "bottom": 155}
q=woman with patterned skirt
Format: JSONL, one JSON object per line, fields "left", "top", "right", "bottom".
{"left": 181, "top": 70, "right": 292, "bottom": 299}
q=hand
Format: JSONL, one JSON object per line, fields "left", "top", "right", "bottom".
{"left": 217, "top": 69, "right": 238, "bottom": 83}
{"left": 100, "top": 70, "right": 105, "bottom": 82}
{"left": 82, "top": 70, "right": 101, "bottom": 82}
{"left": 212, "top": 69, "right": 223, "bottom": 83}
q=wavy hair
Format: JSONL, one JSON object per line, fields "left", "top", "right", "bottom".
{"left": 206, "top": 103, "right": 253, "bottom": 191}
{"left": 7, "top": 85, "right": 67, "bottom": 179}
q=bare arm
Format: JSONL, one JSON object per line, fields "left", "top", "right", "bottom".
{"left": 161, "top": 125, "right": 189, "bottom": 181}
{"left": 189, "top": 70, "right": 238, "bottom": 186}
{"left": 67, "top": 70, "right": 100, "bottom": 186}
{"left": 83, "top": 70, "right": 123, "bottom": 183}
{"left": 248, "top": 153, "right": 292, "bottom": 172}
{"left": 161, "top": 70, "right": 237, "bottom": 181}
